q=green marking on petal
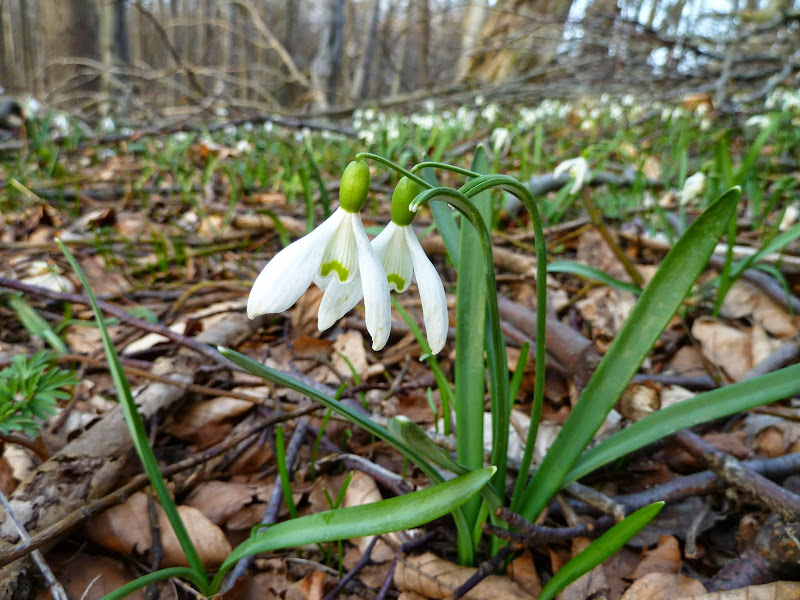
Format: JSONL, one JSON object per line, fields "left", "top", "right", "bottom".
{"left": 321, "top": 261, "right": 349, "bottom": 281}
{"left": 387, "top": 274, "right": 406, "bottom": 291}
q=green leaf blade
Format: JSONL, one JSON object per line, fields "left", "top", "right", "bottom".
{"left": 519, "top": 187, "right": 741, "bottom": 522}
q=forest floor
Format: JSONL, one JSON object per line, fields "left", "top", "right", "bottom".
{"left": 1, "top": 95, "right": 800, "bottom": 600}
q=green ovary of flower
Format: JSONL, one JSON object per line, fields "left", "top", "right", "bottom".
{"left": 390, "top": 177, "right": 422, "bottom": 226}
{"left": 339, "top": 160, "right": 371, "bottom": 213}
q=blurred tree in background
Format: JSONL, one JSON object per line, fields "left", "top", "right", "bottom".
{"left": 0, "top": 0, "right": 797, "bottom": 120}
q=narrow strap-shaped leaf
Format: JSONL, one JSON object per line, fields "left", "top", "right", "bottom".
{"left": 210, "top": 467, "right": 496, "bottom": 592}
{"left": 568, "top": 363, "right": 800, "bottom": 484}
{"left": 538, "top": 502, "right": 665, "bottom": 600}
{"left": 518, "top": 187, "right": 741, "bottom": 522}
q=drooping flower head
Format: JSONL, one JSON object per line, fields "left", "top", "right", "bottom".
{"left": 554, "top": 156, "right": 590, "bottom": 195}
{"left": 318, "top": 177, "right": 449, "bottom": 354}
{"left": 247, "top": 160, "right": 391, "bottom": 350}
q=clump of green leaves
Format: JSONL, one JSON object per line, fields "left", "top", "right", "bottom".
{"left": 0, "top": 352, "right": 77, "bottom": 436}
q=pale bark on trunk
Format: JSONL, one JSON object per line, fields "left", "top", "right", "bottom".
{"left": 39, "top": 0, "right": 99, "bottom": 94}
{"left": 456, "top": 0, "right": 490, "bottom": 81}
{"left": 351, "top": 0, "right": 381, "bottom": 101}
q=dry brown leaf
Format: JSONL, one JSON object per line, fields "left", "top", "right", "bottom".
{"left": 619, "top": 383, "right": 661, "bottom": 421}
{"left": 185, "top": 480, "right": 271, "bottom": 529}
{"left": 328, "top": 329, "right": 371, "bottom": 383}
{"left": 665, "top": 345, "right": 708, "bottom": 378}
{"left": 507, "top": 550, "right": 541, "bottom": 597}
{"left": 166, "top": 395, "right": 254, "bottom": 441}
{"left": 50, "top": 553, "right": 146, "bottom": 600}
{"left": 720, "top": 280, "right": 798, "bottom": 339}
{"left": 691, "top": 319, "right": 781, "bottom": 382}
{"left": 342, "top": 471, "right": 398, "bottom": 562}
{"left": 299, "top": 570, "right": 327, "bottom": 600}
{"left": 678, "top": 581, "right": 800, "bottom": 600}
{"left": 559, "top": 537, "right": 609, "bottom": 600}
{"left": 621, "top": 572, "right": 706, "bottom": 599}
{"left": 86, "top": 491, "right": 232, "bottom": 567}
{"left": 394, "top": 552, "right": 529, "bottom": 599}
{"left": 629, "top": 535, "right": 682, "bottom": 579}
{"left": 743, "top": 413, "right": 800, "bottom": 456}
{"left": 79, "top": 254, "right": 132, "bottom": 296}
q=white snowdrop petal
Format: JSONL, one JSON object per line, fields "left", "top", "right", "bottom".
{"left": 247, "top": 209, "right": 344, "bottom": 318}
{"left": 318, "top": 273, "right": 365, "bottom": 331}
{"left": 405, "top": 227, "right": 449, "bottom": 354}
{"left": 319, "top": 211, "right": 360, "bottom": 285}
{"left": 352, "top": 217, "right": 391, "bottom": 350}
{"left": 381, "top": 226, "right": 414, "bottom": 293}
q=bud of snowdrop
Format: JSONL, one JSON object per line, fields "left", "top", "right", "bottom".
{"left": 679, "top": 172, "right": 706, "bottom": 206}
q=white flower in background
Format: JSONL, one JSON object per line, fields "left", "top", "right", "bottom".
{"left": 318, "top": 177, "right": 448, "bottom": 354}
{"left": 51, "top": 113, "right": 70, "bottom": 136}
{"left": 779, "top": 203, "right": 799, "bottom": 231}
{"left": 554, "top": 157, "right": 590, "bottom": 195}
{"left": 745, "top": 114, "right": 771, "bottom": 129}
{"left": 481, "top": 103, "right": 500, "bottom": 123}
{"left": 423, "top": 99, "right": 435, "bottom": 113}
{"left": 22, "top": 96, "right": 40, "bottom": 116}
{"left": 680, "top": 172, "right": 706, "bottom": 206}
{"left": 474, "top": 95, "right": 485, "bottom": 107}
{"left": 223, "top": 124, "right": 237, "bottom": 137}
{"left": 358, "top": 129, "right": 375, "bottom": 145}
{"left": 264, "top": 121, "right": 274, "bottom": 133}
{"left": 364, "top": 108, "right": 376, "bottom": 121}
{"left": 519, "top": 107, "right": 537, "bottom": 128}
{"left": 100, "top": 117, "right": 115, "bottom": 133}
{"left": 490, "top": 127, "right": 511, "bottom": 156}
{"left": 248, "top": 161, "right": 391, "bottom": 350}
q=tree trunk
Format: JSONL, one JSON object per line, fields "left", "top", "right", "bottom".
{"left": 419, "top": 0, "right": 431, "bottom": 88}
{"left": 351, "top": 0, "right": 381, "bottom": 101}
{"left": 456, "top": 0, "right": 490, "bottom": 81}
{"left": 458, "top": 0, "right": 574, "bottom": 84}
{"left": 391, "top": 0, "right": 414, "bottom": 95}
{"left": 39, "top": 0, "right": 99, "bottom": 94}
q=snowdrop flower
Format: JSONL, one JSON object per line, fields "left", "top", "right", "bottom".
{"left": 745, "top": 114, "right": 771, "bottom": 129}
{"left": 680, "top": 172, "right": 706, "bottom": 206}
{"left": 779, "top": 203, "right": 799, "bottom": 232}
{"left": 51, "top": 113, "right": 70, "bottom": 136}
{"left": 490, "top": 127, "right": 511, "bottom": 156}
{"left": 554, "top": 157, "right": 590, "bottom": 195}
{"left": 248, "top": 161, "right": 391, "bottom": 350}
{"left": 318, "top": 177, "right": 448, "bottom": 354}
{"left": 100, "top": 116, "right": 115, "bottom": 133}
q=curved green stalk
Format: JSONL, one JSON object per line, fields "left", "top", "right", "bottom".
{"left": 410, "top": 186, "right": 511, "bottom": 492}
{"left": 410, "top": 161, "right": 481, "bottom": 179}
{"left": 449, "top": 174, "right": 549, "bottom": 512}
{"left": 353, "top": 152, "right": 432, "bottom": 190}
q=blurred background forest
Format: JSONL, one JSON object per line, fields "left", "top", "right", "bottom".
{"left": 0, "top": 0, "right": 798, "bottom": 123}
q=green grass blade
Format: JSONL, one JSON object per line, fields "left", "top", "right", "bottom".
{"left": 275, "top": 425, "right": 299, "bottom": 519}
{"left": 57, "top": 240, "right": 210, "bottom": 590}
{"left": 568, "top": 363, "right": 800, "bottom": 483}
{"left": 538, "top": 502, "right": 664, "bottom": 600}
{"left": 211, "top": 467, "right": 495, "bottom": 592}
{"left": 518, "top": 187, "right": 741, "bottom": 522}
{"left": 547, "top": 261, "right": 643, "bottom": 295}
{"left": 393, "top": 298, "right": 454, "bottom": 434}
{"left": 6, "top": 295, "right": 69, "bottom": 354}
{"left": 99, "top": 568, "right": 206, "bottom": 600}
